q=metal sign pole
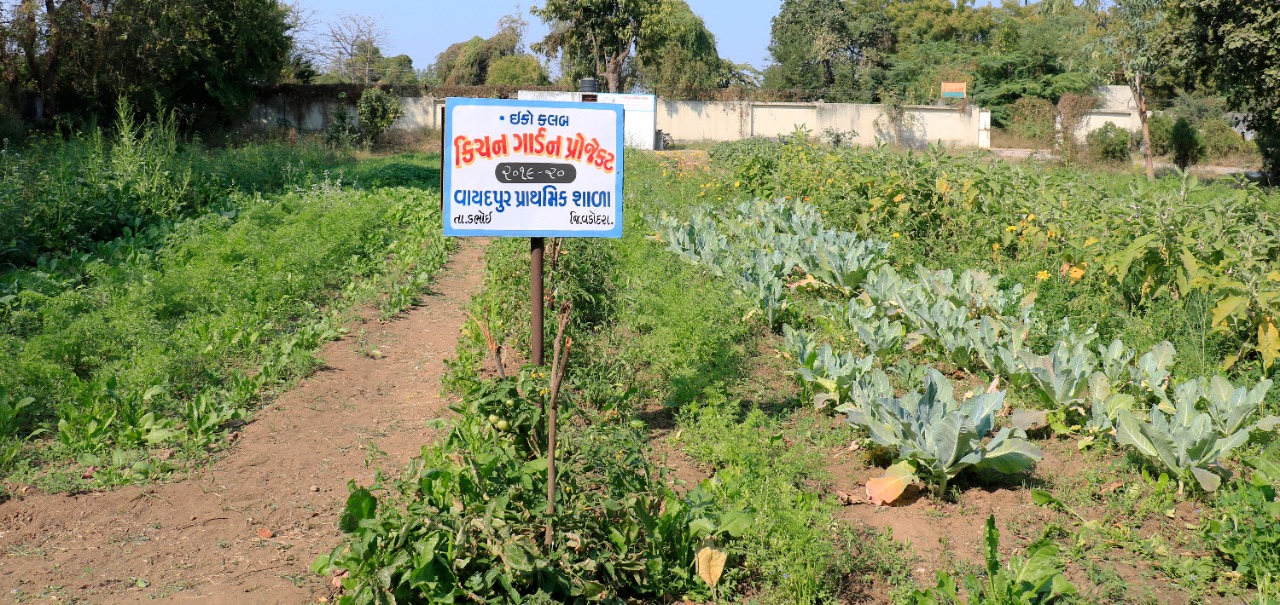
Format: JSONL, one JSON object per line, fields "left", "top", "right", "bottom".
{"left": 531, "top": 237, "right": 545, "bottom": 366}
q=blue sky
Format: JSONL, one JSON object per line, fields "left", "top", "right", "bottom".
{"left": 294, "top": 1, "right": 782, "bottom": 73}
{"left": 294, "top": 1, "right": 1004, "bottom": 75}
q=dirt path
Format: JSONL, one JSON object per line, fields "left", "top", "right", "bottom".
{"left": 0, "top": 238, "right": 486, "bottom": 605}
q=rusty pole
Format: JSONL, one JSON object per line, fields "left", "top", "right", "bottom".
{"left": 531, "top": 237, "right": 545, "bottom": 366}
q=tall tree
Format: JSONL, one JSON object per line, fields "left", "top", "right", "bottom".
{"left": 531, "top": 0, "right": 657, "bottom": 92}
{"left": 3, "top": 0, "right": 291, "bottom": 125}
{"left": 428, "top": 12, "right": 546, "bottom": 87}
{"left": 320, "top": 13, "right": 387, "bottom": 84}
{"left": 1173, "top": 0, "right": 1280, "bottom": 176}
{"left": 764, "top": 0, "right": 891, "bottom": 101}
{"left": 1094, "top": 0, "right": 1164, "bottom": 181}
{"left": 634, "top": 0, "right": 722, "bottom": 98}
{"left": 485, "top": 55, "right": 549, "bottom": 86}
{"left": 280, "top": 1, "right": 321, "bottom": 83}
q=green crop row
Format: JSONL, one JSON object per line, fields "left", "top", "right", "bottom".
{"left": 653, "top": 198, "right": 1277, "bottom": 495}
{"left": 658, "top": 141, "right": 1280, "bottom": 598}
{"left": 319, "top": 227, "right": 754, "bottom": 603}
{"left": 321, "top": 152, "right": 931, "bottom": 603}
{"left": 703, "top": 133, "right": 1280, "bottom": 376}
{"left": 0, "top": 102, "right": 349, "bottom": 267}
{"left": 0, "top": 163, "right": 451, "bottom": 487}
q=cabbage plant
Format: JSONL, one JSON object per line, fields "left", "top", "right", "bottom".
{"left": 1114, "top": 379, "right": 1257, "bottom": 493}
{"left": 847, "top": 370, "right": 1042, "bottom": 496}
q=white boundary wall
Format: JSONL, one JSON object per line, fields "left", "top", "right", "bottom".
{"left": 1074, "top": 85, "right": 1142, "bottom": 140}
{"left": 247, "top": 87, "right": 1144, "bottom": 150}
{"left": 654, "top": 100, "right": 990, "bottom": 148}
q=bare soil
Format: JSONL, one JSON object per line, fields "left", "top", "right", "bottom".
{"left": 0, "top": 239, "right": 486, "bottom": 604}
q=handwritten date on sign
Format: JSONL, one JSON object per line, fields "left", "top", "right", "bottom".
{"left": 495, "top": 162, "right": 576, "bottom": 184}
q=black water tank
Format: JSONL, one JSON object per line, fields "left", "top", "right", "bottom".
{"left": 579, "top": 78, "right": 599, "bottom": 93}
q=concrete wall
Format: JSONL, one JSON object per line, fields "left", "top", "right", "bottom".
{"left": 655, "top": 99, "right": 987, "bottom": 148}
{"left": 248, "top": 96, "right": 444, "bottom": 132}
{"left": 248, "top": 95, "right": 1018, "bottom": 150}
{"left": 1072, "top": 85, "right": 1142, "bottom": 140}
{"left": 1078, "top": 110, "right": 1142, "bottom": 137}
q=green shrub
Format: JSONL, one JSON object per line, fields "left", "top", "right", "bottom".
{"left": 1085, "top": 122, "right": 1132, "bottom": 163}
{"left": 323, "top": 97, "right": 362, "bottom": 150}
{"left": 356, "top": 87, "right": 404, "bottom": 145}
{"left": 1171, "top": 117, "right": 1204, "bottom": 169}
{"left": 708, "top": 137, "right": 783, "bottom": 196}
{"left": 1169, "top": 92, "right": 1227, "bottom": 126}
{"left": 1203, "top": 458, "right": 1280, "bottom": 588}
{"left": 0, "top": 108, "right": 23, "bottom": 146}
{"left": 0, "top": 107, "right": 344, "bottom": 267}
{"left": 708, "top": 137, "right": 781, "bottom": 172}
{"left": 1008, "top": 96, "right": 1058, "bottom": 147}
{"left": 1147, "top": 114, "right": 1174, "bottom": 156}
{"left": 1200, "top": 118, "right": 1253, "bottom": 159}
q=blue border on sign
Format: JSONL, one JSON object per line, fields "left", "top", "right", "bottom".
{"left": 443, "top": 97, "right": 625, "bottom": 239}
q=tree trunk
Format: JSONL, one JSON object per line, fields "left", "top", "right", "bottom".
{"left": 1133, "top": 72, "right": 1155, "bottom": 181}
{"left": 18, "top": 0, "right": 63, "bottom": 121}
{"left": 604, "top": 48, "right": 628, "bottom": 93}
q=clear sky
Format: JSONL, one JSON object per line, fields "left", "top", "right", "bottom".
{"left": 293, "top": 0, "right": 781, "bottom": 73}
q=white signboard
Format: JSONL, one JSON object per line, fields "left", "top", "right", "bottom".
{"left": 444, "top": 98, "right": 624, "bottom": 238}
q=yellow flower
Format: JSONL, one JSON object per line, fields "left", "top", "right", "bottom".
{"left": 891, "top": 232, "right": 901, "bottom": 238}
{"left": 734, "top": 181, "right": 741, "bottom": 187}
{"left": 893, "top": 193, "right": 905, "bottom": 203}
{"left": 1027, "top": 213, "right": 1036, "bottom": 221}
{"left": 1069, "top": 266, "right": 1086, "bottom": 281}
{"left": 1036, "top": 270, "right": 1050, "bottom": 281}
{"left": 992, "top": 243, "right": 1000, "bottom": 251}
{"left": 1005, "top": 225, "right": 1018, "bottom": 232}
{"left": 804, "top": 196, "right": 811, "bottom": 201}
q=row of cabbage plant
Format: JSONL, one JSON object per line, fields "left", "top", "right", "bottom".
{"left": 651, "top": 199, "right": 1276, "bottom": 495}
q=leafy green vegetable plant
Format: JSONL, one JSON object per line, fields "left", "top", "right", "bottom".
{"left": 847, "top": 370, "right": 1042, "bottom": 497}
{"left": 1114, "top": 379, "right": 1259, "bottom": 492}
{"left": 1203, "top": 458, "right": 1280, "bottom": 587}
{"left": 0, "top": 386, "right": 33, "bottom": 439}
{"left": 320, "top": 369, "right": 751, "bottom": 604}
{"left": 905, "top": 515, "right": 1076, "bottom": 605}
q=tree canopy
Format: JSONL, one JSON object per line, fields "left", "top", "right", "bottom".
{"left": 763, "top": 0, "right": 892, "bottom": 101}
{"left": 634, "top": 0, "right": 729, "bottom": 98}
{"left": 426, "top": 12, "right": 548, "bottom": 87}
{"left": 1, "top": 0, "right": 292, "bottom": 126}
{"left": 1173, "top": 0, "right": 1280, "bottom": 175}
{"left": 531, "top": 0, "right": 657, "bottom": 93}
